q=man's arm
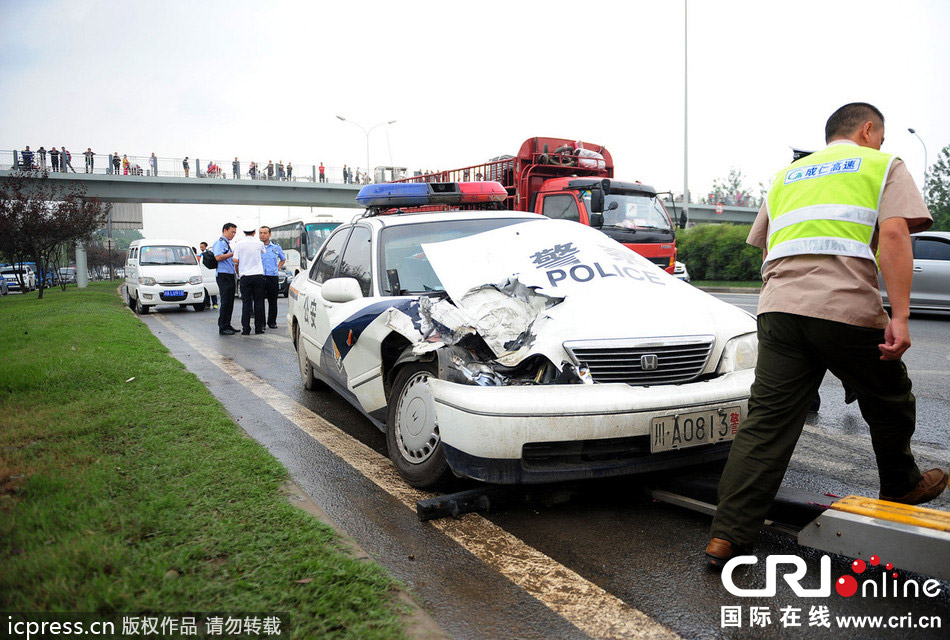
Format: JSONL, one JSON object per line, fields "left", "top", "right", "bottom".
{"left": 877, "top": 217, "right": 914, "bottom": 361}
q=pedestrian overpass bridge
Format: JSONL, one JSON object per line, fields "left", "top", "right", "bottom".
{"left": 0, "top": 170, "right": 365, "bottom": 208}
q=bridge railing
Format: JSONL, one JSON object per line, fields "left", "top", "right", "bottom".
{"left": 1, "top": 149, "right": 373, "bottom": 185}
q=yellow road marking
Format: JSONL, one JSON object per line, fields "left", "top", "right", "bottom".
{"left": 153, "top": 314, "right": 679, "bottom": 640}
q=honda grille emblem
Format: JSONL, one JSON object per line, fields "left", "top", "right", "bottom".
{"left": 640, "top": 354, "right": 659, "bottom": 371}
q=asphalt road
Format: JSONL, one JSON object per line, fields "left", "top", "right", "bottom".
{"left": 136, "top": 290, "right": 950, "bottom": 640}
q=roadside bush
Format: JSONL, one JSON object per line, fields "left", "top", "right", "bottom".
{"left": 677, "top": 224, "right": 763, "bottom": 281}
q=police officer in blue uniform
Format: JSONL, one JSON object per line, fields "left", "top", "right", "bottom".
{"left": 259, "top": 225, "right": 286, "bottom": 329}
{"left": 213, "top": 223, "right": 238, "bottom": 335}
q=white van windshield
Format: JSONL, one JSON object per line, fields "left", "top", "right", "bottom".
{"left": 139, "top": 246, "right": 198, "bottom": 266}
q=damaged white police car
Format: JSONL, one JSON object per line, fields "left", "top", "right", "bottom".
{"left": 289, "top": 182, "right": 757, "bottom": 489}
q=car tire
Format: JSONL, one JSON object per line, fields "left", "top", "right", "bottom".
{"left": 386, "top": 362, "right": 451, "bottom": 489}
{"left": 193, "top": 302, "right": 206, "bottom": 312}
{"left": 127, "top": 291, "right": 136, "bottom": 310}
{"left": 135, "top": 297, "right": 150, "bottom": 314}
{"left": 296, "top": 323, "right": 326, "bottom": 390}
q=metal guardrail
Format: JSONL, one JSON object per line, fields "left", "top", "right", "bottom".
{"left": 1, "top": 149, "right": 374, "bottom": 185}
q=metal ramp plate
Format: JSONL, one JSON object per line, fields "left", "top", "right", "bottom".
{"left": 798, "top": 495, "right": 950, "bottom": 581}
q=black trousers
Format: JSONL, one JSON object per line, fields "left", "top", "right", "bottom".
{"left": 216, "top": 272, "right": 235, "bottom": 330}
{"left": 240, "top": 274, "right": 265, "bottom": 333}
{"left": 264, "top": 275, "right": 280, "bottom": 325}
{"left": 711, "top": 312, "right": 920, "bottom": 548}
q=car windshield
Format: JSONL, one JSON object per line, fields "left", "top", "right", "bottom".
{"left": 306, "top": 222, "right": 341, "bottom": 259}
{"left": 582, "top": 193, "right": 672, "bottom": 232}
{"left": 379, "top": 217, "right": 534, "bottom": 295}
{"left": 139, "top": 245, "right": 198, "bottom": 266}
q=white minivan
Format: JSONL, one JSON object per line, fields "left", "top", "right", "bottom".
{"left": 125, "top": 239, "right": 207, "bottom": 314}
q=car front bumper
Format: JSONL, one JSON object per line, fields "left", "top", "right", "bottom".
{"left": 138, "top": 284, "right": 205, "bottom": 304}
{"left": 428, "top": 369, "right": 754, "bottom": 484}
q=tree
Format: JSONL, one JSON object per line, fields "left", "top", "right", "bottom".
{"left": 924, "top": 144, "right": 950, "bottom": 231}
{"left": 703, "top": 168, "right": 759, "bottom": 208}
{"left": 0, "top": 171, "right": 111, "bottom": 298}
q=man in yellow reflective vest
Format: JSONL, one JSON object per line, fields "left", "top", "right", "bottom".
{"left": 706, "top": 103, "right": 947, "bottom": 568}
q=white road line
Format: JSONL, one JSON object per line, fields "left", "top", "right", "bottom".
{"left": 153, "top": 315, "right": 679, "bottom": 640}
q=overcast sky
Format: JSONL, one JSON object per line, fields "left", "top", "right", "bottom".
{"left": 2, "top": 0, "right": 948, "bottom": 244}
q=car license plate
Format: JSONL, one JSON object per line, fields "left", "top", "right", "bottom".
{"left": 165, "top": 289, "right": 184, "bottom": 296}
{"left": 650, "top": 406, "right": 741, "bottom": 453}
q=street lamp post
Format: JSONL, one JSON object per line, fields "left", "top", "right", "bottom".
{"left": 336, "top": 116, "right": 396, "bottom": 182}
{"left": 908, "top": 127, "right": 928, "bottom": 194}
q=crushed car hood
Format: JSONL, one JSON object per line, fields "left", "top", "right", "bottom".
{"left": 420, "top": 219, "right": 754, "bottom": 367}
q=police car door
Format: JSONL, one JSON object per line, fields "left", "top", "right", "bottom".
{"left": 298, "top": 227, "right": 351, "bottom": 383}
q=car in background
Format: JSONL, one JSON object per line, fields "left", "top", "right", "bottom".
{"left": 673, "top": 261, "right": 691, "bottom": 283}
{"left": 1, "top": 265, "right": 37, "bottom": 292}
{"left": 125, "top": 239, "right": 207, "bottom": 314}
{"left": 279, "top": 268, "right": 293, "bottom": 297}
{"left": 197, "top": 259, "right": 219, "bottom": 310}
{"left": 58, "top": 267, "right": 77, "bottom": 284}
{"left": 289, "top": 182, "right": 757, "bottom": 489}
{"left": 880, "top": 230, "right": 950, "bottom": 311}
{"left": 236, "top": 269, "right": 291, "bottom": 299}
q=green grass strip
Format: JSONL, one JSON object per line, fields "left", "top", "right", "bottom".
{"left": 0, "top": 283, "right": 407, "bottom": 639}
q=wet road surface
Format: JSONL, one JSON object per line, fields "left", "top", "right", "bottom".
{"left": 136, "top": 291, "right": 950, "bottom": 639}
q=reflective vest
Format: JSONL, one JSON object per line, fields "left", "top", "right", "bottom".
{"left": 765, "top": 143, "right": 895, "bottom": 267}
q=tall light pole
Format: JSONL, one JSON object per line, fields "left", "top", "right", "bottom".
{"left": 336, "top": 116, "right": 396, "bottom": 181}
{"left": 683, "top": 0, "right": 689, "bottom": 219}
{"left": 907, "top": 128, "right": 928, "bottom": 195}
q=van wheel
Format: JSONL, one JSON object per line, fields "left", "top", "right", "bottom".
{"left": 127, "top": 291, "right": 136, "bottom": 310}
{"left": 386, "top": 362, "right": 451, "bottom": 489}
{"left": 135, "top": 298, "right": 150, "bottom": 314}
{"left": 193, "top": 302, "right": 206, "bottom": 312}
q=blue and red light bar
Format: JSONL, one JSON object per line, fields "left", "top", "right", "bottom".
{"left": 356, "top": 181, "right": 507, "bottom": 209}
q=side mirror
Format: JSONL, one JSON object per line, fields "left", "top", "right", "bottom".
{"left": 322, "top": 277, "right": 363, "bottom": 303}
{"left": 589, "top": 213, "right": 604, "bottom": 228}
{"left": 679, "top": 211, "right": 688, "bottom": 229}
{"left": 590, "top": 188, "right": 604, "bottom": 213}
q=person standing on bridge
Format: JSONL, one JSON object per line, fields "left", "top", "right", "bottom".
{"left": 266, "top": 160, "right": 274, "bottom": 180}
{"left": 49, "top": 146, "right": 60, "bottom": 172}
{"left": 259, "top": 226, "right": 286, "bottom": 329}
{"left": 62, "top": 147, "right": 75, "bottom": 172}
{"left": 319, "top": 162, "right": 325, "bottom": 183}
{"left": 84, "top": 148, "right": 95, "bottom": 173}
{"left": 213, "top": 223, "right": 238, "bottom": 335}
{"left": 233, "top": 157, "right": 240, "bottom": 179}
{"left": 286, "top": 162, "right": 293, "bottom": 181}
{"left": 705, "top": 102, "right": 947, "bottom": 569}
{"left": 149, "top": 153, "right": 158, "bottom": 177}
{"left": 112, "top": 152, "right": 120, "bottom": 175}
{"left": 183, "top": 156, "right": 190, "bottom": 178}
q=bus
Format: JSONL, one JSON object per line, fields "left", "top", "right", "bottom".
{"left": 269, "top": 214, "right": 347, "bottom": 275}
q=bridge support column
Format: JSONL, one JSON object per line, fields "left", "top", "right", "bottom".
{"left": 75, "top": 242, "right": 88, "bottom": 289}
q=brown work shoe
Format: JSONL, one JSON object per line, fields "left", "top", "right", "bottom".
{"left": 879, "top": 468, "right": 949, "bottom": 505}
{"left": 706, "top": 538, "right": 749, "bottom": 569}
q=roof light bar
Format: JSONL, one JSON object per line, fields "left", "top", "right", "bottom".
{"left": 356, "top": 182, "right": 507, "bottom": 210}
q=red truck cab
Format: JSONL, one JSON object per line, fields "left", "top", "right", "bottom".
{"left": 396, "top": 136, "right": 685, "bottom": 273}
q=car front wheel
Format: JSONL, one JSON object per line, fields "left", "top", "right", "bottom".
{"left": 386, "top": 362, "right": 451, "bottom": 489}
{"left": 135, "top": 297, "right": 150, "bottom": 314}
{"left": 296, "top": 324, "right": 322, "bottom": 390}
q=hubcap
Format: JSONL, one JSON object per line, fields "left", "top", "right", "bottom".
{"left": 395, "top": 372, "right": 440, "bottom": 464}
